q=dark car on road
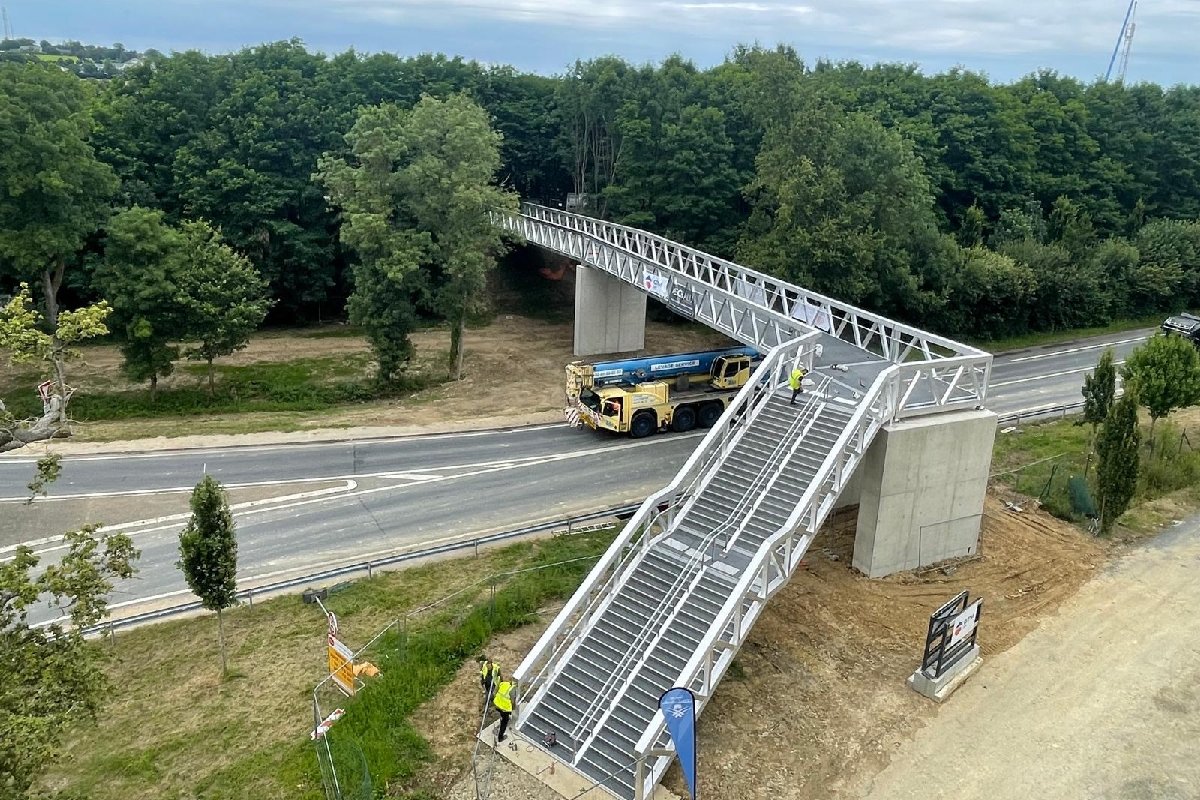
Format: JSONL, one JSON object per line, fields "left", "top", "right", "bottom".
{"left": 1162, "top": 312, "right": 1200, "bottom": 346}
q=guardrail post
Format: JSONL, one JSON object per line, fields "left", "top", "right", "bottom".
{"left": 367, "top": 563, "right": 373, "bottom": 580}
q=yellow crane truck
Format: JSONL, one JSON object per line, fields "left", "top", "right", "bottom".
{"left": 565, "top": 347, "right": 761, "bottom": 437}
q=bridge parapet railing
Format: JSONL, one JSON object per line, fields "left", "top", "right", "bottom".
{"left": 630, "top": 353, "right": 982, "bottom": 797}
{"left": 511, "top": 334, "right": 820, "bottom": 717}
{"left": 503, "top": 204, "right": 990, "bottom": 375}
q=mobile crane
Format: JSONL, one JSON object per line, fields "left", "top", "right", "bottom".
{"left": 565, "top": 347, "right": 761, "bottom": 437}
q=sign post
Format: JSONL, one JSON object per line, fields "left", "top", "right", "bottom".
{"left": 909, "top": 590, "right": 983, "bottom": 702}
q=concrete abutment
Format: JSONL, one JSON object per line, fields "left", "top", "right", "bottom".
{"left": 850, "top": 409, "right": 998, "bottom": 578}
{"left": 573, "top": 265, "right": 646, "bottom": 356}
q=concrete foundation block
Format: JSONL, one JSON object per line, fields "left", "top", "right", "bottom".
{"left": 852, "top": 409, "right": 997, "bottom": 578}
{"left": 908, "top": 646, "right": 982, "bottom": 703}
{"left": 573, "top": 265, "right": 647, "bottom": 356}
{"left": 479, "top": 723, "right": 682, "bottom": 800}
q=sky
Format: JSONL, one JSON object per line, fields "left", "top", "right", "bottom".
{"left": 6, "top": 0, "right": 1199, "bottom": 86}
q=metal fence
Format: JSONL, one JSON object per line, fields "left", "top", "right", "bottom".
{"left": 311, "top": 551, "right": 614, "bottom": 800}
{"left": 85, "top": 504, "right": 638, "bottom": 639}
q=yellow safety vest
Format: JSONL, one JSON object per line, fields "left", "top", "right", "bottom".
{"left": 788, "top": 368, "right": 806, "bottom": 390}
{"left": 493, "top": 681, "right": 514, "bottom": 713}
{"left": 481, "top": 661, "right": 499, "bottom": 680}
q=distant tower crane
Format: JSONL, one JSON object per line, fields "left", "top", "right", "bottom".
{"left": 1, "top": 6, "right": 12, "bottom": 41}
{"left": 1105, "top": 0, "right": 1138, "bottom": 82}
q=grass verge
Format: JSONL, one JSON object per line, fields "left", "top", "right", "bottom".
{"left": 2, "top": 356, "right": 427, "bottom": 421}
{"left": 42, "top": 408, "right": 1200, "bottom": 799}
{"left": 966, "top": 313, "right": 1161, "bottom": 353}
{"left": 993, "top": 411, "right": 1200, "bottom": 534}
{"left": 41, "top": 528, "right": 616, "bottom": 800}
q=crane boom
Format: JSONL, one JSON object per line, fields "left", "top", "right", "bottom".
{"left": 1105, "top": 0, "right": 1138, "bottom": 82}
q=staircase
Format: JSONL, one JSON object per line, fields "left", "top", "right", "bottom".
{"left": 516, "top": 380, "right": 856, "bottom": 798}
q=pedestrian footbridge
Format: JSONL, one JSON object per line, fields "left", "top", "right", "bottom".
{"left": 494, "top": 204, "right": 993, "bottom": 798}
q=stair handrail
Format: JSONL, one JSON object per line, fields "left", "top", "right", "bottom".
{"left": 518, "top": 353, "right": 808, "bottom": 722}
{"left": 567, "top": 384, "right": 827, "bottom": 749}
{"left": 513, "top": 334, "right": 818, "bottom": 708}
{"left": 633, "top": 366, "right": 902, "bottom": 792}
{"left": 714, "top": 376, "right": 833, "bottom": 556}
{"left": 624, "top": 357, "right": 992, "bottom": 799}
{"left": 515, "top": 372, "right": 768, "bottom": 705}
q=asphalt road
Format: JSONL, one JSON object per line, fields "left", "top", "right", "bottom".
{"left": 0, "top": 328, "right": 1154, "bottom": 623}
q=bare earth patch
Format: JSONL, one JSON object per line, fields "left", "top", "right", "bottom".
{"left": 3, "top": 316, "right": 735, "bottom": 455}
{"left": 414, "top": 497, "right": 1105, "bottom": 800}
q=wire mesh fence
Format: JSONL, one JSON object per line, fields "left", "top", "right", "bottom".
{"left": 310, "top": 547, "right": 610, "bottom": 800}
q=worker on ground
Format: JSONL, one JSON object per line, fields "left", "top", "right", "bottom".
{"left": 478, "top": 656, "right": 500, "bottom": 694}
{"left": 788, "top": 365, "right": 808, "bottom": 405}
{"left": 493, "top": 678, "right": 514, "bottom": 743}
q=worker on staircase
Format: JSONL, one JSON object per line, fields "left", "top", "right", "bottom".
{"left": 789, "top": 365, "right": 808, "bottom": 405}
{"left": 493, "top": 678, "right": 514, "bottom": 743}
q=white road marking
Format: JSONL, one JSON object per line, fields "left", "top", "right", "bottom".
{"left": 0, "top": 481, "right": 358, "bottom": 559}
{"left": 991, "top": 360, "right": 1126, "bottom": 389}
{"left": 0, "top": 423, "right": 568, "bottom": 466}
{"left": 4, "top": 434, "right": 699, "bottom": 559}
{"left": 1006, "top": 336, "right": 1147, "bottom": 364}
{"left": 0, "top": 474, "right": 367, "bottom": 501}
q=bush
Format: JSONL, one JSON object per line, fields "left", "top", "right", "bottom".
{"left": 1138, "top": 422, "right": 1200, "bottom": 499}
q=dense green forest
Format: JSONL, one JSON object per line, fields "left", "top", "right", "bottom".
{"left": 3, "top": 40, "right": 1200, "bottom": 344}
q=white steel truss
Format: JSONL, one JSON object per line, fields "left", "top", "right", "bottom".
{"left": 499, "top": 204, "right": 992, "bottom": 390}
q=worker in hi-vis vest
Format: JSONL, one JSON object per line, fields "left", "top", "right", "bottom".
{"left": 478, "top": 656, "right": 500, "bottom": 693}
{"left": 493, "top": 679, "right": 514, "bottom": 742}
{"left": 788, "top": 366, "right": 808, "bottom": 406}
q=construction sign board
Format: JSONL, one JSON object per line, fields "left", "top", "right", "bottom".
{"left": 328, "top": 636, "right": 357, "bottom": 696}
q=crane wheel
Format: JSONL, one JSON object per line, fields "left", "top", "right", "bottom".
{"left": 672, "top": 406, "right": 697, "bottom": 433}
{"left": 697, "top": 402, "right": 723, "bottom": 428}
{"left": 630, "top": 411, "right": 656, "bottom": 439}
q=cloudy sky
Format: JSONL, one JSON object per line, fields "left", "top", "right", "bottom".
{"left": 8, "top": 0, "right": 1199, "bottom": 85}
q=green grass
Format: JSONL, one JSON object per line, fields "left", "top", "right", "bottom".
{"left": 992, "top": 415, "right": 1200, "bottom": 531}
{"left": 316, "top": 533, "right": 611, "bottom": 798}
{"left": 965, "top": 314, "right": 1162, "bottom": 353}
{"left": 992, "top": 419, "right": 1093, "bottom": 520}
{"left": 42, "top": 527, "right": 618, "bottom": 800}
{"left": 3, "top": 356, "right": 441, "bottom": 422}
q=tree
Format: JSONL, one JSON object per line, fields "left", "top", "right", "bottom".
{"left": 1095, "top": 391, "right": 1140, "bottom": 535}
{"left": 317, "top": 94, "right": 518, "bottom": 382}
{"left": 1, "top": 525, "right": 138, "bottom": 797}
{"left": 174, "top": 221, "right": 273, "bottom": 395}
{"left": 1079, "top": 348, "right": 1117, "bottom": 469}
{"left": 739, "top": 101, "right": 941, "bottom": 316}
{"left": 1121, "top": 334, "right": 1200, "bottom": 438}
{"left": 0, "top": 285, "right": 111, "bottom": 452}
{"left": 177, "top": 475, "right": 239, "bottom": 675}
{"left": 0, "top": 63, "right": 118, "bottom": 443}
{"left": 93, "top": 207, "right": 185, "bottom": 399}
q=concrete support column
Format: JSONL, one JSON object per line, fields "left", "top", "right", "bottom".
{"left": 852, "top": 409, "right": 997, "bottom": 578}
{"left": 573, "top": 265, "right": 647, "bottom": 356}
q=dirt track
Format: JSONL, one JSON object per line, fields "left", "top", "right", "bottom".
{"left": 854, "top": 519, "right": 1200, "bottom": 800}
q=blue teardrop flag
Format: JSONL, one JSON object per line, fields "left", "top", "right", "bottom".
{"left": 658, "top": 687, "right": 697, "bottom": 799}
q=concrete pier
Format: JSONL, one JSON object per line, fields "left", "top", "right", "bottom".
{"left": 573, "top": 265, "right": 646, "bottom": 356}
{"left": 852, "top": 409, "right": 998, "bottom": 578}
